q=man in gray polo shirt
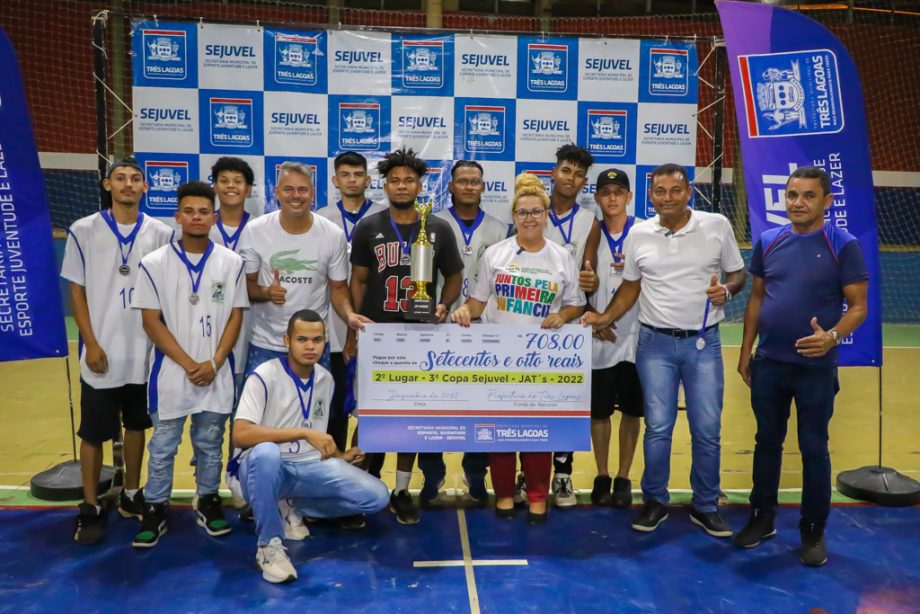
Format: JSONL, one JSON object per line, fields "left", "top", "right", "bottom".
{"left": 582, "top": 163, "right": 746, "bottom": 538}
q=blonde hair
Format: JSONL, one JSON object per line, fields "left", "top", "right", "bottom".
{"left": 512, "top": 172, "right": 550, "bottom": 213}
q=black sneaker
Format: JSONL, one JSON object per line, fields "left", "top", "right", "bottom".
{"left": 389, "top": 490, "right": 420, "bottom": 525}
{"left": 196, "top": 493, "right": 232, "bottom": 537}
{"left": 74, "top": 502, "right": 106, "bottom": 545}
{"left": 689, "top": 507, "right": 733, "bottom": 538}
{"left": 337, "top": 514, "right": 367, "bottom": 530}
{"left": 240, "top": 504, "right": 254, "bottom": 522}
{"left": 732, "top": 509, "right": 776, "bottom": 548}
{"left": 591, "top": 475, "right": 612, "bottom": 507}
{"left": 611, "top": 477, "right": 633, "bottom": 509}
{"left": 464, "top": 474, "right": 489, "bottom": 508}
{"left": 800, "top": 524, "right": 828, "bottom": 567}
{"left": 631, "top": 501, "right": 668, "bottom": 532}
{"left": 118, "top": 488, "right": 145, "bottom": 520}
{"left": 133, "top": 502, "right": 168, "bottom": 549}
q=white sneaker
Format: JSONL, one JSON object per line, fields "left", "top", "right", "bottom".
{"left": 256, "top": 537, "right": 297, "bottom": 583}
{"left": 553, "top": 474, "right": 577, "bottom": 508}
{"left": 279, "top": 499, "right": 309, "bottom": 541}
{"left": 227, "top": 473, "right": 246, "bottom": 509}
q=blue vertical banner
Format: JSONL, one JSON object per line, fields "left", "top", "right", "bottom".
{"left": 717, "top": 0, "right": 883, "bottom": 367}
{"left": 0, "top": 26, "right": 68, "bottom": 361}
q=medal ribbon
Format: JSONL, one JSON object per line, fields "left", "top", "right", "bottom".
{"left": 447, "top": 207, "right": 485, "bottom": 252}
{"left": 388, "top": 212, "right": 419, "bottom": 258}
{"left": 170, "top": 240, "right": 214, "bottom": 299}
{"left": 338, "top": 199, "right": 374, "bottom": 243}
{"left": 101, "top": 209, "right": 145, "bottom": 269}
{"left": 699, "top": 298, "right": 712, "bottom": 339}
{"left": 549, "top": 204, "right": 579, "bottom": 247}
{"left": 600, "top": 215, "right": 635, "bottom": 265}
{"left": 215, "top": 211, "right": 250, "bottom": 252}
{"left": 281, "top": 357, "right": 315, "bottom": 421}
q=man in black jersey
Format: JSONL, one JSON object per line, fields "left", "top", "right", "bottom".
{"left": 345, "top": 147, "right": 464, "bottom": 525}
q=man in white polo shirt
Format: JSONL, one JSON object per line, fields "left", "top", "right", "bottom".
{"left": 582, "top": 163, "right": 745, "bottom": 538}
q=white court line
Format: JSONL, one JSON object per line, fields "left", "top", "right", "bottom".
{"left": 414, "top": 560, "right": 529, "bottom": 568}
{"left": 457, "top": 509, "right": 481, "bottom": 614}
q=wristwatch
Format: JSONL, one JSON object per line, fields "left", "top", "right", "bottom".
{"left": 829, "top": 329, "right": 841, "bottom": 345}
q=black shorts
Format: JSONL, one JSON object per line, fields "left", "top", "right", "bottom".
{"left": 591, "top": 362, "right": 643, "bottom": 419}
{"left": 77, "top": 380, "right": 152, "bottom": 444}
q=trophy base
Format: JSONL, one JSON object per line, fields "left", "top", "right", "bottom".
{"left": 407, "top": 296, "right": 437, "bottom": 322}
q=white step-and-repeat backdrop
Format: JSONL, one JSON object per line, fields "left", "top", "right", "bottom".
{"left": 131, "top": 22, "right": 698, "bottom": 223}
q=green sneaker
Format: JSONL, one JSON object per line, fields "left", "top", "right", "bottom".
{"left": 132, "top": 502, "right": 168, "bottom": 549}
{"left": 196, "top": 493, "right": 231, "bottom": 537}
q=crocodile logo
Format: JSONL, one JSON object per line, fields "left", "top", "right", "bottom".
{"left": 270, "top": 249, "right": 318, "bottom": 273}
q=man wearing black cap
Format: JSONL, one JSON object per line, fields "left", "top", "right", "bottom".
{"left": 587, "top": 169, "right": 644, "bottom": 508}
{"left": 61, "top": 157, "right": 174, "bottom": 544}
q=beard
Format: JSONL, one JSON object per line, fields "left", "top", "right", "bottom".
{"left": 390, "top": 198, "right": 416, "bottom": 209}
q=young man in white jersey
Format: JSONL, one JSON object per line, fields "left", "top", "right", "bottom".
{"left": 239, "top": 161, "right": 368, "bottom": 374}
{"left": 209, "top": 156, "right": 256, "bottom": 381}
{"left": 586, "top": 169, "right": 643, "bottom": 509}
{"left": 316, "top": 152, "right": 384, "bottom": 452}
{"left": 62, "top": 157, "right": 173, "bottom": 545}
{"left": 131, "top": 181, "right": 249, "bottom": 548}
{"left": 544, "top": 143, "right": 600, "bottom": 508}
{"left": 233, "top": 309, "right": 389, "bottom": 583}
{"left": 419, "top": 160, "right": 507, "bottom": 508}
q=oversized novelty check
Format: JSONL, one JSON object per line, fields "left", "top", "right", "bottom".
{"left": 357, "top": 323, "right": 591, "bottom": 452}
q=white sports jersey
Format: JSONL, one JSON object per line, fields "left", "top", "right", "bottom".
{"left": 316, "top": 200, "right": 385, "bottom": 352}
{"left": 471, "top": 237, "right": 585, "bottom": 325}
{"left": 239, "top": 211, "right": 348, "bottom": 352}
{"left": 133, "top": 241, "right": 249, "bottom": 420}
{"left": 434, "top": 206, "right": 508, "bottom": 313}
{"left": 61, "top": 211, "right": 173, "bottom": 388}
{"left": 235, "top": 359, "right": 334, "bottom": 463}
{"left": 590, "top": 217, "right": 642, "bottom": 368}
{"left": 210, "top": 215, "right": 253, "bottom": 374}
{"left": 545, "top": 204, "right": 596, "bottom": 265}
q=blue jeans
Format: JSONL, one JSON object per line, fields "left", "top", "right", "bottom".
{"left": 246, "top": 343, "right": 331, "bottom": 374}
{"left": 239, "top": 442, "right": 390, "bottom": 546}
{"left": 418, "top": 453, "right": 490, "bottom": 500}
{"left": 635, "top": 325, "right": 724, "bottom": 512}
{"left": 749, "top": 355, "right": 837, "bottom": 529}
{"left": 146, "top": 411, "right": 227, "bottom": 504}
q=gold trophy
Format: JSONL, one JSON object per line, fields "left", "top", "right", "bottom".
{"left": 408, "top": 199, "right": 436, "bottom": 321}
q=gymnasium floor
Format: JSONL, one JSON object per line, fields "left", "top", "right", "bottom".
{"left": 0, "top": 323, "right": 917, "bottom": 612}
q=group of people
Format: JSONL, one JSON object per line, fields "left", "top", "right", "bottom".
{"left": 62, "top": 142, "right": 867, "bottom": 583}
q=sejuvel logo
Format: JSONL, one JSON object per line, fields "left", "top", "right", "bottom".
{"left": 402, "top": 41, "right": 444, "bottom": 88}
{"left": 474, "top": 424, "right": 495, "bottom": 443}
{"left": 143, "top": 30, "right": 186, "bottom": 80}
{"left": 210, "top": 98, "right": 253, "bottom": 148}
{"left": 464, "top": 105, "right": 506, "bottom": 154}
{"left": 144, "top": 161, "right": 188, "bottom": 212}
{"left": 527, "top": 44, "right": 568, "bottom": 93}
{"left": 648, "top": 48, "right": 688, "bottom": 96}
{"left": 274, "top": 34, "right": 318, "bottom": 86}
{"left": 587, "top": 110, "right": 627, "bottom": 157}
{"left": 339, "top": 103, "right": 381, "bottom": 150}
{"left": 739, "top": 49, "right": 845, "bottom": 138}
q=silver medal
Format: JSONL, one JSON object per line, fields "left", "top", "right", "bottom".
{"left": 346, "top": 242, "right": 352, "bottom": 254}
{"left": 463, "top": 245, "right": 473, "bottom": 256}
{"left": 565, "top": 243, "right": 575, "bottom": 254}
{"left": 118, "top": 264, "right": 131, "bottom": 276}
{"left": 696, "top": 337, "right": 705, "bottom": 351}
{"left": 189, "top": 293, "right": 200, "bottom": 305}
{"left": 400, "top": 253, "right": 411, "bottom": 266}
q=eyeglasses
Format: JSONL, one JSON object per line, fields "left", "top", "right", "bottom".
{"left": 514, "top": 208, "right": 546, "bottom": 220}
{"left": 453, "top": 179, "right": 483, "bottom": 188}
